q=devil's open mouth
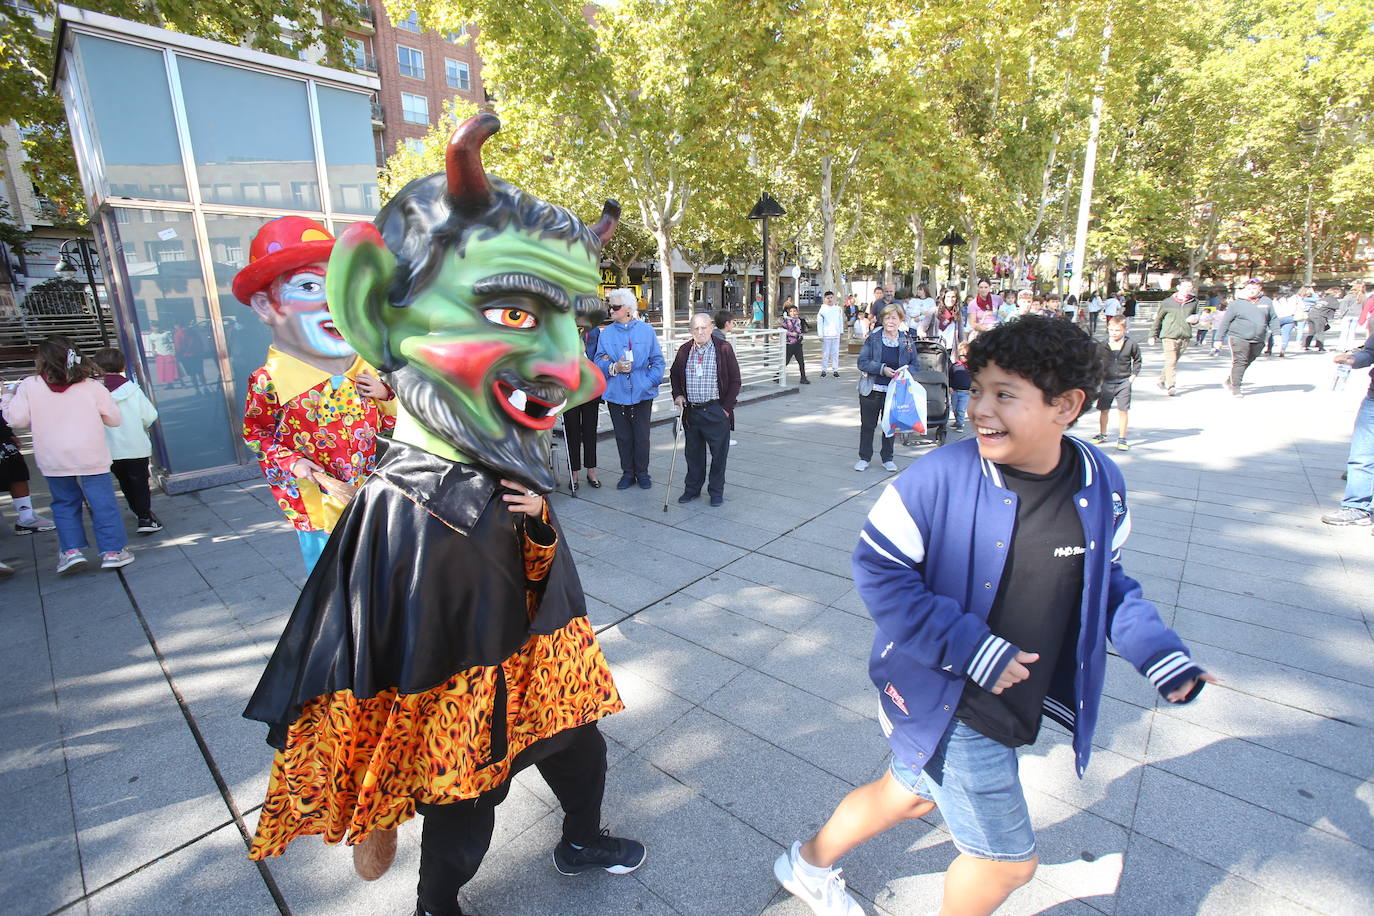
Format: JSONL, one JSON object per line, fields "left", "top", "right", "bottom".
{"left": 493, "top": 380, "right": 567, "bottom": 430}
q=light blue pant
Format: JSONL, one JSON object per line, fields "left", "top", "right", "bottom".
{"left": 48, "top": 473, "right": 127, "bottom": 554}
{"left": 296, "top": 529, "right": 331, "bottom": 573}
{"left": 1341, "top": 396, "right": 1374, "bottom": 511}
{"left": 951, "top": 390, "right": 969, "bottom": 426}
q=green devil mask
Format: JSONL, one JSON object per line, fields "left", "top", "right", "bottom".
{"left": 328, "top": 113, "right": 617, "bottom": 492}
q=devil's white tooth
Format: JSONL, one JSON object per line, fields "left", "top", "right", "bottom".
{"left": 549, "top": 399, "right": 568, "bottom": 416}
{"left": 508, "top": 388, "right": 528, "bottom": 412}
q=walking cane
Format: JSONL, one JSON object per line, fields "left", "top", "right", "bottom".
{"left": 662, "top": 404, "right": 685, "bottom": 513}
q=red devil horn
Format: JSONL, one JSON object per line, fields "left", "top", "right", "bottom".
{"left": 591, "top": 199, "right": 621, "bottom": 247}
{"left": 446, "top": 113, "right": 501, "bottom": 212}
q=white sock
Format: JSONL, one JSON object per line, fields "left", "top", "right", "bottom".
{"left": 794, "top": 845, "right": 832, "bottom": 878}
{"left": 13, "top": 496, "right": 35, "bottom": 521}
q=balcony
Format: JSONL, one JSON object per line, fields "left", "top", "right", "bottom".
{"left": 353, "top": 1, "right": 376, "bottom": 34}
{"left": 350, "top": 52, "right": 378, "bottom": 72}
{"left": 370, "top": 102, "right": 385, "bottom": 130}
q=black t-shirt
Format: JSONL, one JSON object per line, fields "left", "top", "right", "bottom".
{"left": 956, "top": 440, "right": 1084, "bottom": 747}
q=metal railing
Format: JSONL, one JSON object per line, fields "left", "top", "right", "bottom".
{"left": 351, "top": 53, "right": 378, "bottom": 72}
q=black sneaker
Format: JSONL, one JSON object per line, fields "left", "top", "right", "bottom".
{"left": 136, "top": 517, "right": 163, "bottom": 534}
{"left": 552, "top": 828, "right": 646, "bottom": 876}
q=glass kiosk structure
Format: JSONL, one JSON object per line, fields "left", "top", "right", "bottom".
{"left": 52, "top": 6, "right": 381, "bottom": 491}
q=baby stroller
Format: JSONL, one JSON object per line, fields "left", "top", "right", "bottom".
{"left": 899, "top": 337, "right": 951, "bottom": 447}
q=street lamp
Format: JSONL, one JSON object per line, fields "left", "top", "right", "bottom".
{"left": 747, "top": 192, "right": 786, "bottom": 328}
{"left": 938, "top": 230, "right": 966, "bottom": 289}
{"left": 722, "top": 253, "right": 735, "bottom": 308}
{"left": 55, "top": 238, "right": 111, "bottom": 346}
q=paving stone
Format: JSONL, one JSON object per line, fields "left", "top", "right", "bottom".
{"left": 67, "top": 719, "right": 233, "bottom": 890}
{"left": 1144, "top": 714, "right": 1374, "bottom": 850}
{"left": 756, "top": 634, "right": 877, "bottom": 719}
{"left": 637, "top": 596, "right": 790, "bottom": 666}
{"left": 1115, "top": 834, "right": 1320, "bottom": 916}
{"left": 0, "top": 770, "right": 84, "bottom": 916}
{"left": 85, "top": 822, "right": 277, "bottom": 916}
{"left": 639, "top": 706, "right": 854, "bottom": 846}
{"left": 722, "top": 553, "right": 854, "bottom": 605}
{"left": 596, "top": 618, "right": 746, "bottom": 705}
{"left": 594, "top": 666, "right": 695, "bottom": 753}
{"left": 703, "top": 668, "right": 888, "bottom": 785}
{"left": 683, "top": 570, "right": 829, "bottom": 632}
{"left": 1132, "top": 768, "right": 1374, "bottom": 915}
{"left": 258, "top": 817, "right": 424, "bottom": 916}
{"left": 1173, "top": 606, "right": 1374, "bottom": 688}
{"left": 1174, "top": 582, "right": 1370, "bottom": 642}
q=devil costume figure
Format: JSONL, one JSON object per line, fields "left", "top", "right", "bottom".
{"left": 243, "top": 115, "right": 643, "bottom": 916}
{"left": 234, "top": 217, "right": 397, "bottom": 571}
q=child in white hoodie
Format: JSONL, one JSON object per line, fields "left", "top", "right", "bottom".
{"left": 92, "top": 348, "right": 162, "bottom": 533}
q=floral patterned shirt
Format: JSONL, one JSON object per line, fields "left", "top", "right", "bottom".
{"left": 242, "top": 348, "right": 396, "bottom": 533}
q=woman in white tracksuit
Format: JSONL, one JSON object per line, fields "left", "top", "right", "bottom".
{"left": 815, "top": 291, "right": 845, "bottom": 378}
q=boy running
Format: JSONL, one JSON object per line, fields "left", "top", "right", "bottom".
{"left": 1092, "top": 317, "right": 1141, "bottom": 451}
{"left": 775, "top": 315, "right": 1213, "bottom": 916}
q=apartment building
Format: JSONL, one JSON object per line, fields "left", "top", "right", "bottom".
{"left": 337, "top": 3, "right": 486, "bottom": 166}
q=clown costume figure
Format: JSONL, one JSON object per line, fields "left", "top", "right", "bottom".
{"left": 233, "top": 217, "right": 397, "bottom": 571}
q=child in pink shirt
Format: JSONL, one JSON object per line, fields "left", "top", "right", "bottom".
{"left": 1, "top": 337, "right": 133, "bottom": 573}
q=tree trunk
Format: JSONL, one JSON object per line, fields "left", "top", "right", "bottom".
{"left": 818, "top": 154, "right": 837, "bottom": 296}
{"left": 1069, "top": 7, "right": 1113, "bottom": 301}
{"left": 1303, "top": 181, "right": 1315, "bottom": 286}
{"left": 908, "top": 212, "right": 925, "bottom": 290}
{"left": 651, "top": 228, "right": 675, "bottom": 335}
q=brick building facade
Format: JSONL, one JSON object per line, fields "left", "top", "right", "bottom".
{"left": 338, "top": 4, "right": 486, "bottom": 166}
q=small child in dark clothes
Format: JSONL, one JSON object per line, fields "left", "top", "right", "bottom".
{"left": 1093, "top": 317, "right": 1142, "bottom": 451}
{"left": 949, "top": 341, "right": 972, "bottom": 430}
{"left": 91, "top": 348, "right": 162, "bottom": 533}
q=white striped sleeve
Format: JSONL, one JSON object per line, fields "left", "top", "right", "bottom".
{"left": 865, "top": 484, "right": 926, "bottom": 566}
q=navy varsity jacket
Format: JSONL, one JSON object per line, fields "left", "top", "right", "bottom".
{"left": 856, "top": 436, "right": 1205, "bottom": 777}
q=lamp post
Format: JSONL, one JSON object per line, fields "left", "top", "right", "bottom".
{"left": 55, "top": 238, "right": 111, "bottom": 347}
{"left": 722, "top": 253, "right": 735, "bottom": 308}
{"left": 747, "top": 192, "right": 786, "bottom": 328}
{"left": 644, "top": 256, "right": 656, "bottom": 310}
{"left": 938, "top": 230, "right": 966, "bottom": 289}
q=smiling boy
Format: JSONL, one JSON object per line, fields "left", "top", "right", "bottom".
{"left": 775, "top": 315, "right": 1213, "bottom": 916}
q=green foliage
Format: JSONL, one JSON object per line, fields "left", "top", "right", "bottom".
{"left": 1, "top": 0, "right": 359, "bottom": 223}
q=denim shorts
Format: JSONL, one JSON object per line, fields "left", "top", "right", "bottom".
{"left": 889, "top": 719, "right": 1036, "bottom": 862}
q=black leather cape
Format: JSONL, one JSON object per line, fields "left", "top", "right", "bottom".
{"left": 243, "top": 440, "right": 587, "bottom": 750}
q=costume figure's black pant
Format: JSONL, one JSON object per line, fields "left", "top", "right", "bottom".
{"left": 416, "top": 723, "right": 607, "bottom": 916}
{"left": 607, "top": 399, "right": 653, "bottom": 476}
{"left": 682, "top": 402, "right": 730, "bottom": 499}
{"left": 564, "top": 397, "right": 601, "bottom": 472}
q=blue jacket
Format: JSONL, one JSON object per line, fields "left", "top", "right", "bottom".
{"left": 594, "top": 319, "right": 665, "bottom": 405}
{"left": 856, "top": 436, "right": 1204, "bottom": 777}
{"left": 857, "top": 330, "right": 919, "bottom": 390}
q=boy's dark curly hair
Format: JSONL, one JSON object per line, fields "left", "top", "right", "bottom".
{"left": 966, "top": 315, "right": 1104, "bottom": 424}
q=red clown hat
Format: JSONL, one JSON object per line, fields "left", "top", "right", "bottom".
{"left": 231, "top": 216, "right": 337, "bottom": 305}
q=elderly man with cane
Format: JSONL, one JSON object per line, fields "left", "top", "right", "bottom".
{"left": 670, "top": 312, "right": 741, "bottom": 507}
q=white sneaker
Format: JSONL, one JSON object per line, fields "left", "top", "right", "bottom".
{"left": 853, "top": 460, "right": 869, "bottom": 472}
{"left": 882, "top": 461, "right": 898, "bottom": 472}
{"left": 100, "top": 549, "right": 135, "bottom": 570}
{"left": 0, "top": 559, "right": 14, "bottom": 578}
{"left": 773, "top": 841, "right": 864, "bottom": 916}
{"left": 56, "top": 549, "right": 87, "bottom": 574}
{"left": 15, "top": 513, "right": 56, "bottom": 534}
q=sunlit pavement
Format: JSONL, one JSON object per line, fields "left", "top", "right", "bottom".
{"left": 3, "top": 335, "right": 1371, "bottom": 916}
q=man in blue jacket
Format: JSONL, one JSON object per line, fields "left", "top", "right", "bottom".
{"left": 775, "top": 315, "right": 1214, "bottom": 916}
{"left": 594, "top": 288, "right": 665, "bottom": 489}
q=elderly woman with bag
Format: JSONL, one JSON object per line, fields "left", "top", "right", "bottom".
{"left": 855, "top": 305, "right": 918, "bottom": 474}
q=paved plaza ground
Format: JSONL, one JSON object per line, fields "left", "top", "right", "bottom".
{"left": 3, "top": 336, "right": 1373, "bottom": 916}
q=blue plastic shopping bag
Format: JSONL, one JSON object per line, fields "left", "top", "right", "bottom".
{"left": 880, "top": 366, "right": 927, "bottom": 436}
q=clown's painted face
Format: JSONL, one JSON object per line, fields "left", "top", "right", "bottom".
{"left": 251, "top": 262, "right": 355, "bottom": 364}
{"left": 354, "top": 227, "right": 605, "bottom": 491}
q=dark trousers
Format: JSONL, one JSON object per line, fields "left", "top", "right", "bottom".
{"left": 1230, "top": 339, "right": 1265, "bottom": 389}
{"left": 416, "top": 724, "right": 607, "bottom": 916}
{"left": 1088, "top": 311, "right": 1100, "bottom": 334}
{"left": 858, "top": 390, "right": 893, "bottom": 462}
{"left": 563, "top": 398, "right": 600, "bottom": 472}
{"left": 682, "top": 402, "right": 730, "bottom": 498}
{"left": 785, "top": 341, "right": 808, "bottom": 380}
{"left": 110, "top": 457, "right": 153, "bottom": 519}
{"left": 606, "top": 399, "right": 653, "bottom": 476}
